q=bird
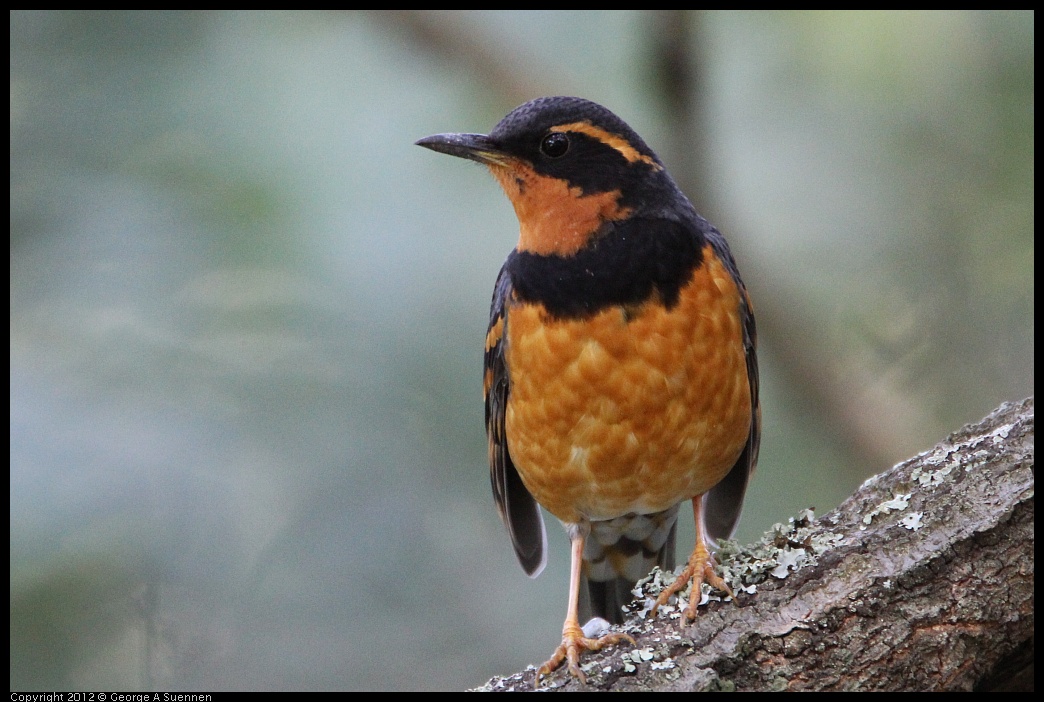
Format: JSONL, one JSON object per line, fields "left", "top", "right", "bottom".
{"left": 416, "top": 96, "right": 760, "bottom": 683}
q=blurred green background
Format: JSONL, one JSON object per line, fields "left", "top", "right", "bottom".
{"left": 10, "top": 10, "right": 1033, "bottom": 691}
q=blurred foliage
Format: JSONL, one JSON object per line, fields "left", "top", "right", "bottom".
{"left": 10, "top": 10, "right": 1032, "bottom": 691}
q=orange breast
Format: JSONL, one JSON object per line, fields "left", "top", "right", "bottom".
{"left": 504, "top": 244, "right": 752, "bottom": 524}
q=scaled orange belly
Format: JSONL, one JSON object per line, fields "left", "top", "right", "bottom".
{"left": 504, "top": 244, "right": 752, "bottom": 524}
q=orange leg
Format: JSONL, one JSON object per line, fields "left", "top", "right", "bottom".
{"left": 538, "top": 526, "right": 636, "bottom": 683}
{"left": 649, "top": 496, "right": 734, "bottom": 624}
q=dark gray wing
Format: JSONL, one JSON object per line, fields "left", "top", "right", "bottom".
{"left": 703, "top": 278, "right": 760, "bottom": 543}
{"left": 485, "top": 264, "right": 547, "bottom": 577}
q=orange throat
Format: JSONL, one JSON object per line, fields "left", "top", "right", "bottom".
{"left": 488, "top": 162, "right": 632, "bottom": 257}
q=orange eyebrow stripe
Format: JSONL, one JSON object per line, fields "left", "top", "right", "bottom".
{"left": 551, "top": 122, "right": 661, "bottom": 169}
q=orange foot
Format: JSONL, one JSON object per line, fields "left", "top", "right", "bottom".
{"left": 538, "top": 621, "right": 636, "bottom": 684}
{"left": 649, "top": 537, "right": 733, "bottom": 624}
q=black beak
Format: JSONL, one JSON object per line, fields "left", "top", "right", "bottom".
{"left": 415, "top": 133, "right": 513, "bottom": 167}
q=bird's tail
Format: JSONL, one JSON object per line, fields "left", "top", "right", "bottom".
{"left": 579, "top": 505, "right": 680, "bottom": 624}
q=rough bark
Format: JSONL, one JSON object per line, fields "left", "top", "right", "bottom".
{"left": 476, "top": 397, "right": 1034, "bottom": 692}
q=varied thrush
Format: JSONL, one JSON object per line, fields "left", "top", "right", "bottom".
{"left": 417, "top": 96, "right": 760, "bottom": 683}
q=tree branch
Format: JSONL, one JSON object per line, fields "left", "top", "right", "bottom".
{"left": 477, "top": 397, "right": 1034, "bottom": 692}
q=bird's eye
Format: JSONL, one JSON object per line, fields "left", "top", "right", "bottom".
{"left": 540, "top": 132, "right": 570, "bottom": 158}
